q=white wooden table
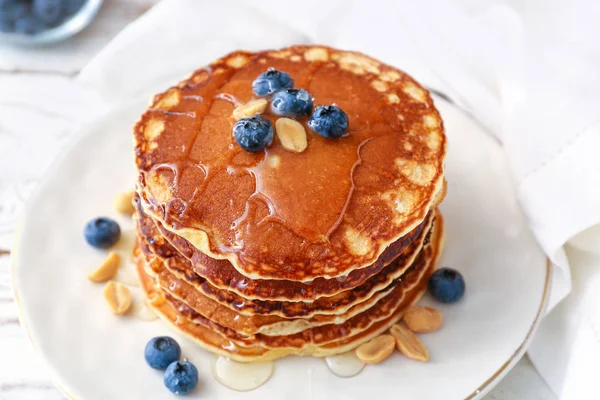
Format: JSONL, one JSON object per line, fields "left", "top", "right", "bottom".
{"left": 0, "top": 1, "right": 557, "bottom": 398}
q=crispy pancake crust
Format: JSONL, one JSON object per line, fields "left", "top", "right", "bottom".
{"left": 137, "top": 216, "right": 434, "bottom": 335}
{"left": 135, "top": 45, "right": 446, "bottom": 281}
{"left": 152, "top": 240, "right": 430, "bottom": 337}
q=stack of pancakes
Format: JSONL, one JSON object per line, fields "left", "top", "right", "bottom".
{"left": 132, "top": 46, "right": 447, "bottom": 362}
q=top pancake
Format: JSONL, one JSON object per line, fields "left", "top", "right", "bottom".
{"left": 135, "top": 45, "right": 446, "bottom": 281}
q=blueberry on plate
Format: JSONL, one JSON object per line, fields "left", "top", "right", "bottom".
{"left": 145, "top": 336, "right": 181, "bottom": 370}
{"left": 33, "top": 0, "right": 62, "bottom": 26}
{"left": 308, "top": 105, "right": 349, "bottom": 139}
{"left": 83, "top": 217, "right": 121, "bottom": 249}
{"left": 270, "top": 88, "right": 313, "bottom": 117}
{"left": 428, "top": 267, "right": 465, "bottom": 303}
{"left": 252, "top": 68, "right": 293, "bottom": 96}
{"left": 164, "top": 360, "right": 199, "bottom": 395}
{"left": 233, "top": 116, "right": 274, "bottom": 152}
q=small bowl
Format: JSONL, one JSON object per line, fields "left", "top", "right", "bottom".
{"left": 0, "top": 0, "right": 103, "bottom": 46}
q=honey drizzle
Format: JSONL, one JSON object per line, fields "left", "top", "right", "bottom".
{"left": 228, "top": 184, "right": 313, "bottom": 250}
{"left": 164, "top": 111, "right": 196, "bottom": 118}
{"left": 215, "top": 92, "right": 243, "bottom": 107}
{"left": 325, "top": 137, "right": 373, "bottom": 240}
{"left": 147, "top": 108, "right": 197, "bottom": 118}
{"left": 142, "top": 63, "right": 397, "bottom": 257}
{"left": 144, "top": 74, "right": 235, "bottom": 222}
{"left": 244, "top": 192, "right": 285, "bottom": 228}
{"left": 147, "top": 114, "right": 371, "bottom": 247}
{"left": 182, "top": 95, "right": 203, "bottom": 102}
{"left": 150, "top": 161, "right": 207, "bottom": 219}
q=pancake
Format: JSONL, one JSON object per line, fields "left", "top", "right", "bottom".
{"left": 134, "top": 45, "right": 446, "bottom": 282}
{"left": 139, "top": 233, "right": 427, "bottom": 320}
{"left": 135, "top": 194, "right": 437, "bottom": 304}
{"left": 152, "top": 229, "right": 431, "bottom": 337}
{"left": 140, "top": 216, "right": 442, "bottom": 348}
{"left": 137, "top": 213, "right": 437, "bottom": 336}
{"left": 135, "top": 213, "right": 444, "bottom": 361}
{"left": 173, "top": 247, "right": 431, "bottom": 349}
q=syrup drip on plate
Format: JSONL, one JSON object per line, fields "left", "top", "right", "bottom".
{"left": 325, "top": 352, "right": 366, "bottom": 377}
{"left": 134, "top": 301, "right": 158, "bottom": 321}
{"left": 212, "top": 356, "right": 274, "bottom": 391}
{"left": 115, "top": 260, "right": 140, "bottom": 287}
{"left": 111, "top": 229, "right": 141, "bottom": 286}
{"left": 129, "top": 289, "right": 158, "bottom": 321}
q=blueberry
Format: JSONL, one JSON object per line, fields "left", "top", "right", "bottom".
{"left": 144, "top": 336, "right": 181, "bottom": 370}
{"left": 233, "top": 116, "right": 274, "bottom": 152}
{"left": 0, "top": 19, "right": 13, "bottom": 33}
{"left": 164, "top": 360, "right": 198, "bottom": 395}
{"left": 308, "top": 105, "right": 349, "bottom": 139}
{"left": 64, "top": 0, "right": 84, "bottom": 15}
{"left": 14, "top": 15, "right": 43, "bottom": 35}
{"left": 428, "top": 267, "right": 465, "bottom": 303}
{"left": 252, "top": 68, "right": 293, "bottom": 96}
{"left": 5, "top": 1, "right": 30, "bottom": 18}
{"left": 1, "top": 0, "right": 24, "bottom": 17}
{"left": 33, "top": 0, "right": 63, "bottom": 26}
{"left": 83, "top": 217, "right": 121, "bottom": 249}
{"left": 270, "top": 88, "right": 313, "bottom": 117}
{"left": 2, "top": 0, "right": 32, "bottom": 33}
{"left": 0, "top": 0, "right": 16, "bottom": 11}
{"left": 0, "top": 11, "right": 14, "bottom": 32}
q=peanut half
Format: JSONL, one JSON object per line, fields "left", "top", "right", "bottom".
{"left": 103, "top": 281, "right": 132, "bottom": 315}
{"left": 275, "top": 118, "right": 308, "bottom": 153}
{"left": 232, "top": 99, "right": 268, "bottom": 120}
{"left": 390, "top": 323, "right": 429, "bottom": 362}
{"left": 355, "top": 334, "right": 396, "bottom": 364}
{"left": 88, "top": 252, "right": 120, "bottom": 283}
{"left": 402, "top": 306, "right": 443, "bottom": 333}
{"left": 114, "top": 190, "right": 136, "bottom": 215}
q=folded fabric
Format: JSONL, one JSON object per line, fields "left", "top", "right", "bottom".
{"left": 77, "top": 0, "right": 600, "bottom": 397}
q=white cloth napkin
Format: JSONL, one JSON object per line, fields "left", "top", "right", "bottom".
{"left": 77, "top": 0, "right": 600, "bottom": 397}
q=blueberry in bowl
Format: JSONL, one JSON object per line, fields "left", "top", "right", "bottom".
{"left": 15, "top": 15, "right": 41, "bottom": 34}
{"left": 0, "top": 0, "right": 28, "bottom": 32}
{"left": 0, "top": 0, "right": 103, "bottom": 45}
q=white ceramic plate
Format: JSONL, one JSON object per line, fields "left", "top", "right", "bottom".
{"left": 12, "top": 97, "right": 549, "bottom": 400}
